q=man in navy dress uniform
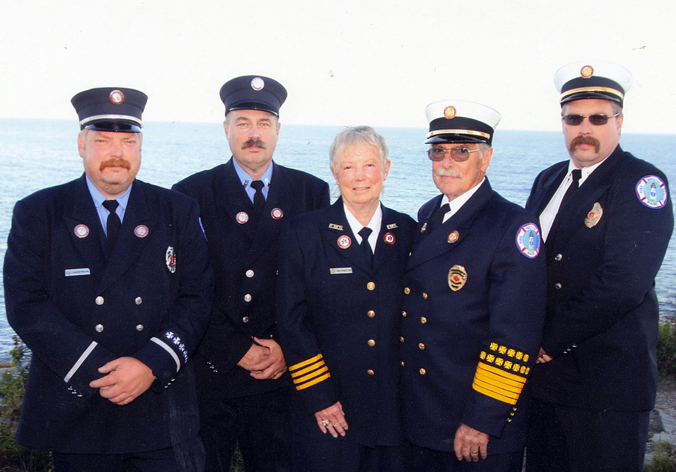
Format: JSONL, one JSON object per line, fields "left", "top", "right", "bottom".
{"left": 3, "top": 87, "right": 214, "bottom": 471}
{"left": 173, "top": 75, "right": 330, "bottom": 472}
{"left": 401, "top": 100, "right": 546, "bottom": 471}
{"left": 525, "top": 63, "right": 674, "bottom": 471}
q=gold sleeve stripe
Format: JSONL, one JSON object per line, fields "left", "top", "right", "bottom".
{"left": 478, "top": 361, "right": 527, "bottom": 383}
{"left": 289, "top": 360, "right": 326, "bottom": 379}
{"left": 474, "top": 369, "right": 524, "bottom": 395}
{"left": 473, "top": 380, "right": 520, "bottom": 405}
{"left": 292, "top": 365, "right": 329, "bottom": 385}
{"left": 295, "top": 372, "right": 331, "bottom": 391}
{"left": 289, "top": 353, "right": 323, "bottom": 372}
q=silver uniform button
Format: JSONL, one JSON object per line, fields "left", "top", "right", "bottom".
{"left": 246, "top": 270, "right": 254, "bottom": 278}
{"left": 243, "top": 316, "right": 249, "bottom": 323}
{"left": 95, "top": 296, "right": 104, "bottom": 305}
{"left": 136, "top": 324, "right": 144, "bottom": 331}
{"left": 244, "top": 294, "right": 252, "bottom": 302}
{"left": 135, "top": 297, "right": 143, "bottom": 305}
{"left": 95, "top": 324, "right": 104, "bottom": 333}
{"left": 554, "top": 283, "right": 562, "bottom": 290}
{"left": 554, "top": 254, "right": 563, "bottom": 261}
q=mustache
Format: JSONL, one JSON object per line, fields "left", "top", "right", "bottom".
{"left": 100, "top": 159, "right": 131, "bottom": 171}
{"left": 242, "top": 139, "right": 267, "bottom": 150}
{"left": 570, "top": 135, "right": 600, "bottom": 153}
{"left": 435, "top": 168, "right": 463, "bottom": 178}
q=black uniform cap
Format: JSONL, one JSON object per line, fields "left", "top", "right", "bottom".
{"left": 71, "top": 87, "right": 148, "bottom": 133}
{"left": 220, "top": 76, "right": 287, "bottom": 117}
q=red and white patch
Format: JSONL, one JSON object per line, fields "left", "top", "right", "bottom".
{"left": 271, "top": 208, "right": 284, "bottom": 220}
{"left": 337, "top": 235, "right": 352, "bottom": 249}
{"left": 109, "top": 90, "right": 125, "bottom": 104}
{"left": 384, "top": 232, "right": 395, "bottom": 245}
{"left": 236, "top": 212, "right": 249, "bottom": 224}
{"left": 134, "top": 225, "right": 149, "bottom": 238}
{"left": 74, "top": 224, "right": 89, "bottom": 238}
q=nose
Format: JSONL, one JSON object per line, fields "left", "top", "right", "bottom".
{"left": 354, "top": 165, "right": 366, "bottom": 180}
{"left": 248, "top": 125, "right": 261, "bottom": 138}
{"left": 578, "top": 118, "right": 593, "bottom": 134}
{"left": 441, "top": 152, "right": 455, "bottom": 168}
{"left": 110, "top": 140, "right": 124, "bottom": 157}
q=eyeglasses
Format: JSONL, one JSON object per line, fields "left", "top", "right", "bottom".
{"left": 561, "top": 113, "right": 620, "bottom": 126}
{"left": 427, "top": 146, "right": 481, "bottom": 162}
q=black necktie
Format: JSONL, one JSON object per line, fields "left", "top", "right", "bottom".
{"left": 560, "top": 169, "right": 582, "bottom": 208}
{"left": 358, "top": 227, "right": 373, "bottom": 267}
{"left": 427, "top": 203, "right": 450, "bottom": 233}
{"left": 102, "top": 200, "right": 121, "bottom": 255}
{"left": 251, "top": 180, "right": 265, "bottom": 214}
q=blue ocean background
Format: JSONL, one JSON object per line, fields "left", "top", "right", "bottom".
{"left": 0, "top": 118, "right": 675, "bottom": 361}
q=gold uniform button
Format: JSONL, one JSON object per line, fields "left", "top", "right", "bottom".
{"left": 135, "top": 297, "right": 143, "bottom": 305}
{"left": 404, "top": 287, "right": 411, "bottom": 295}
{"left": 136, "top": 324, "right": 144, "bottom": 332}
{"left": 367, "top": 310, "right": 375, "bottom": 318}
{"left": 402, "top": 311, "right": 407, "bottom": 318}
{"left": 95, "top": 296, "right": 104, "bottom": 305}
{"left": 367, "top": 339, "right": 376, "bottom": 347}
{"left": 400, "top": 336, "right": 405, "bottom": 343}
{"left": 244, "top": 294, "right": 252, "bottom": 302}
{"left": 400, "top": 361, "right": 405, "bottom": 366}
{"left": 246, "top": 270, "right": 254, "bottom": 278}
{"left": 367, "top": 369, "right": 375, "bottom": 376}
{"left": 420, "top": 317, "right": 427, "bottom": 324}
{"left": 507, "top": 418, "right": 513, "bottom": 423}
{"left": 367, "top": 282, "right": 376, "bottom": 291}
{"left": 95, "top": 324, "right": 104, "bottom": 333}
{"left": 419, "top": 368, "right": 426, "bottom": 375}
{"left": 422, "top": 292, "right": 428, "bottom": 300}
{"left": 418, "top": 343, "right": 425, "bottom": 350}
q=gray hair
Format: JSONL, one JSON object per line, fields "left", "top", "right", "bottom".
{"left": 329, "top": 126, "right": 389, "bottom": 173}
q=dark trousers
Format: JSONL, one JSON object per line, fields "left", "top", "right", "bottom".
{"left": 53, "top": 436, "right": 205, "bottom": 472}
{"left": 199, "top": 387, "right": 291, "bottom": 472}
{"left": 405, "top": 441, "right": 524, "bottom": 472}
{"left": 526, "top": 399, "right": 650, "bottom": 472}
{"left": 291, "top": 432, "right": 405, "bottom": 472}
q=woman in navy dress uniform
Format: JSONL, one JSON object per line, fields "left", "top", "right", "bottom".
{"left": 276, "top": 126, "right": 416, "bottom": 472}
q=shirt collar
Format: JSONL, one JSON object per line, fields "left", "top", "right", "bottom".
{"left": 232, "top": 158, "right": 274, "bottom": 190}
{"left": 443, "top": 177, "right": 485, "bottom": 217}
{"left": 343, "top": 202, "right": 383, "bottom": 244}
{"left": 568, "top": 156, "right": 609, "bottom": 187}
{"left": 85, "top": 175, "right": 132, "bottom": 210}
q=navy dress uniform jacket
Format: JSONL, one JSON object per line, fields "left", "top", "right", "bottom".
{"left": 172, "top": 159, "right": 330, "bottom": 398}
{"left": 3, "top": 176, "right": 214, "bottom": 454}
{"left": 525, "top": 145, "right": 674, "bottom": 411}
{"left": 276, "top": 199, "right": 416, "bottom": 448}
{"left": 401, "top": 179, "right": 546, "bottom": 455}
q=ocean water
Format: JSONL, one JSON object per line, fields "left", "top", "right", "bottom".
{"left": 1, "top": 119, "right": 675, "bottom": 361}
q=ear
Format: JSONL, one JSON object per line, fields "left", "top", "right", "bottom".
{"left": 480, "top": 147, "right": 493, "bottom": 173}
{"left": 223, "top": 120, "right": 229, "bottom": 140}
{"left": 276, "top": 120, "right": 281, "bottom": 135}
{"left": 616, "top": 113, "right": 624, "bottom": 135}
{"left": 383, "top": 159, "right": 392, "bottom": 180}
{"left": 77, "top": 133, "right": 86, "bottom": 158}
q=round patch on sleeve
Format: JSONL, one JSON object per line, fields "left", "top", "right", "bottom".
{"left": 515, "top": 223, "right": 541, "bottom": 259}
{"left": 636, "top": 175, "right": 668, "bottom": 209}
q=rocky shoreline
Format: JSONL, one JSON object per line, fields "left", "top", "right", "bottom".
{"left": 646, "top": 379, "right": 676, "bottom": 465}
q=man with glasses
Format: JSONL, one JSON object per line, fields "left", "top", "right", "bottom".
{"left": 525, "top": 62, "right": 674, "bottom": 471}
{"left": 400, "top": 100, "right": 546, "bottom": 471}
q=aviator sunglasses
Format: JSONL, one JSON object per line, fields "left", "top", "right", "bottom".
{"left": 561, "top": 112, "right": 620, "bottom": 126}
{"left": 427, "top": 146, "right": 481, "bottom": 162}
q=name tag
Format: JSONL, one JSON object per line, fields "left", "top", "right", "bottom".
{"left": 65, "top": 268, "right": 90, "bottom": 277}
{"left": 330, "top": 267, "right": 353, "bottom": 275}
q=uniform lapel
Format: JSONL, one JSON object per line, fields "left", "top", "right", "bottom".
{"left": 248, "top": 163, "right": 288, "bottom": 262}
{"left": 549, "top": 148, "right": 621, "bottom": 242}
{"left": 323, "top": 199, "right": 372, "bottom": 275}
{"left": 97, "top": 180, "right": 154, "bottom": 294}
{"left": 407, "top": 180, "right": 493, "bottom": 271}
{"left": 372, "top": 205, "right": 399, "bottom": 273}
{"left": 533, "top": 164, "right": 568, "bottom": 216}
{"left": 64, "top": 176, "right": 107, "bottom": 279}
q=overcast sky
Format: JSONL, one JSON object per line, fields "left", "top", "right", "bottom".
{"left": 1, "top": 0, "right": 675, "bottom": 133}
